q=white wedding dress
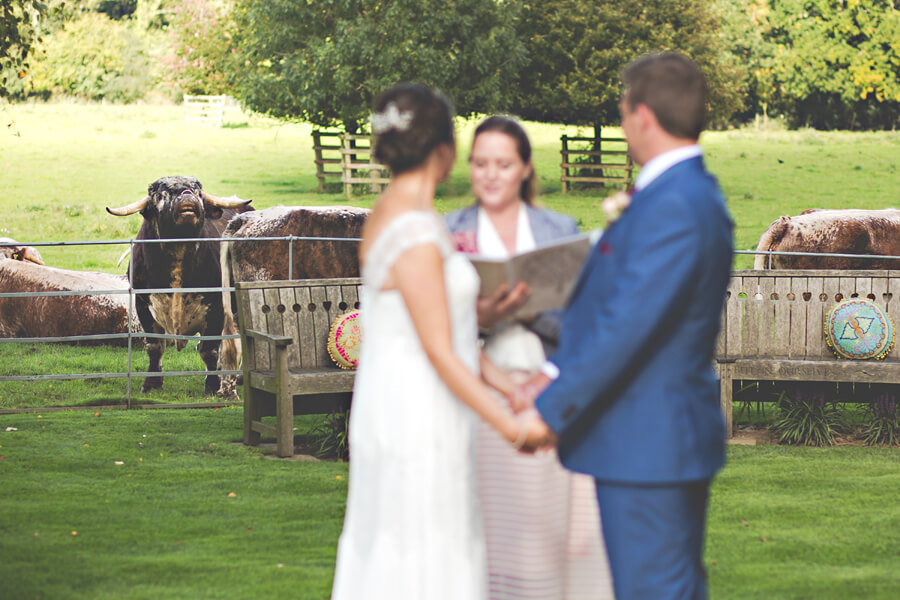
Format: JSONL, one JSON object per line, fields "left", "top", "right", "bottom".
{"left": 331, "top": 211, "right": 488, "bottom": 599}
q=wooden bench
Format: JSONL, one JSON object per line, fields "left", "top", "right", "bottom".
{"left": 715, "top": 270, "right": 900, "bottom": 437}
{"left": 234, "top": 278, "right": 361, "bottom": 457}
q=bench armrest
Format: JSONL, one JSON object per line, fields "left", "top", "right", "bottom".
{"left": 243, "top": 329, "right": 293, "bottom": 348}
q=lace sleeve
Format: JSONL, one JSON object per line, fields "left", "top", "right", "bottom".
{"left": 363, "top": 211, "right": 453, "bottom": 290}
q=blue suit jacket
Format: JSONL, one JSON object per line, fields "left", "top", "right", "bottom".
{"left": 536, "top": 157, "right": 734, "bottom": 484}
{"left": 444, "top": 203, "right": 579, "bottom": 353}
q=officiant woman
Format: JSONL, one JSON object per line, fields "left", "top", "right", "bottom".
{"left": 444, "top": 116, "right": 613, "bottom": 599}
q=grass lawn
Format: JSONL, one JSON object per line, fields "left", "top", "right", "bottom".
{"left": 2, "top": 102, "right": 899, "bottom": 598}
{"left": 0, "top": 409, "right": 897, "bottom": 599}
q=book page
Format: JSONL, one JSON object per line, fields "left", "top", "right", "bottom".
{"left": 467, "top": 232, "right": 593, "bottom": 318}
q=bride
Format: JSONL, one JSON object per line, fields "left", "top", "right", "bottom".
{"left": 331, "top": 84, "right": 553, "bottom": 599}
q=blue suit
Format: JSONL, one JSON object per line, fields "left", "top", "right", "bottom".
{"left": 536, "top": 156, "right": 733, "bottom": 599}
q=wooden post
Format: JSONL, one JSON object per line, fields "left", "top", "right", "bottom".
{"left": 342, "top": 133, "right": 353, "bottom": 199}
{"left": 626, "top": 150, "right": 634, "bottom": 187}
{"left": 561, "top": 135, "right": 569, "bottom": 195}
{"left": 719, "top": 362, "right": 734, "bottom": 439}
{"left": 312, "top": 131, "right": 325, "bottom": 193}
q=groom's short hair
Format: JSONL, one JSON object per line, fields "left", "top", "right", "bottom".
{"left": 622, "top": 53, "right": 707, "bottom": 140}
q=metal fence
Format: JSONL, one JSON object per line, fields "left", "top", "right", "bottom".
{"left": 3, "top": 237, "right": 900, "bottom": 409}
{"left": 0, "top": 235, "right": 361, "bottom": 408}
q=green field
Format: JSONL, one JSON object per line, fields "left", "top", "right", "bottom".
{"left": 2, "top": 103, "right": 899, "bottom": 599}
{"left": 4, "top": 102, "right": 898, "bottom": 272}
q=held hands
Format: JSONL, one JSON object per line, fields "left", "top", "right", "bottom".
{"left": 512, "top": 412, "right": 557, "bottom": 454}
{"left": 477, "top": 281, "right": 530, "bottom": 330}
{"left": 510, "top": 372, "right": 556, "bottom": 453}
{"left": 518, "top": 372, "right": 552, "bottom": 410}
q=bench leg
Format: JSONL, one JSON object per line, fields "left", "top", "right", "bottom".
{"left": 718, "top": 363, "right": 734, "bottom": 439}
{"left": 243, "top": 385, "right": 262, "bottom": 446}
{"left": 275, "top": 388, "right": 294, "bottom": 457}
{"left": 275, "top": 349, "right": 294, "bottom": 458}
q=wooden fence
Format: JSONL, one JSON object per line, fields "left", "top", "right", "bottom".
{"left": 311, "top": 130, "right": 344, "bottom": 192}
{"left": 560, "top": 135, "right": 633, "bottom": 193}
{"left": 311, "top": 131, "right": 391, "bottom": 197}
{"left": 183, "top": 95, "right": 228, "bottom": 128}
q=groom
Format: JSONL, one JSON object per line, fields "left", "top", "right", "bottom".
{"left": 523, "top": 53, "right": 734, "bottom": 599}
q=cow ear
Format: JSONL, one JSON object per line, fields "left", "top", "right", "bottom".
{"left": 205, "top": 204, "right": 224, "bottom": 219}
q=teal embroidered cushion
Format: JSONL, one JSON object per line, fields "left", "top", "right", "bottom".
{"left": 825, "top": 299, "right": 894, "bottom": 360}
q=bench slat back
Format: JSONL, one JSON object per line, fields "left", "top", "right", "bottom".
{"left": 717, "top": 270, "right": 900, "bottom": 362}
{"left": 235, "top": 278, "right": 362, "bottom": 371}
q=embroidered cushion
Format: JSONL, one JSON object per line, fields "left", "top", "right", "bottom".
{"left": 327, "top": 310, "right": 362, "bottom": 370}
{"left": 824, "top": 298, "right": 894, "bottom": 360}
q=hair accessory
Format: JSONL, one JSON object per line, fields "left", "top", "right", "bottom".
{"left": 370, "top": 102, "right": 414, "bottom": 134}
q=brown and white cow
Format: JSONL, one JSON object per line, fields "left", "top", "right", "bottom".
{"left": 218, "top": 206, "right": 369, "bottom": 395}
{"left": 754, "top": 208, "right": 900, "bottom": 270}
{"left": 0, "top": 259, "right": 142, "bottom": 345}
{"left": 107, "top": 176, "right": 253, "bottom": 396}
{"left": 0, "top": 238, "right": 45, "bottom": 265}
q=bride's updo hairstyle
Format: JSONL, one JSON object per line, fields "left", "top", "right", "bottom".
{"left": 371, "top": 83, "right": 455, "bottom": 175}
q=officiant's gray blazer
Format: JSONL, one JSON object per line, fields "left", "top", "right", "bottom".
{"left": 444, "top": 203, "right": 579, "bottom": 354}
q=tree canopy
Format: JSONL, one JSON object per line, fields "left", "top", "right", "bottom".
{"left": 232, "top": 0, "right": 527, "bottom": 131}
{"left": 506, "top": 0, "right": 746, "bottom": 136}
{"left": 0, "top": 0, "right": 58, "bottom": 97}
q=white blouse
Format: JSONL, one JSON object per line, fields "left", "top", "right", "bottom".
{"left": 476, "top": 205, "right": 546, "bottom": 371}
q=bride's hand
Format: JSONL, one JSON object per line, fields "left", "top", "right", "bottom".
{"left": 511, "top": 413, "right": 557, "bottom": 454}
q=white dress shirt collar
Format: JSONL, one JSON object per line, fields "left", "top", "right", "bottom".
{"left": 633, "top": 144, "right": 702, "bottom": 192}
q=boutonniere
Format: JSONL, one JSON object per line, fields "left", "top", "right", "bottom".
{"left": 451, "top": 231, "right": 478, "bottom": 254}
{"left": 601, "top": 188, "right": 634, "bottom": 223}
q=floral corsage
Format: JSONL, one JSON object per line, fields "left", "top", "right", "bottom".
{"left": 451, "top": 231, "right": 478, "bottom": 254}
{"left": 602, "top": 188, "right": 634, "bottom": 223}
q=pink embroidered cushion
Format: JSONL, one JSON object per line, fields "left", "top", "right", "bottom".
{"left": 327, "top": 310, "right": 362, "bottom": 370}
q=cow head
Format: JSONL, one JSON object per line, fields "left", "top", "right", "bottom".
{"left": 106, "top": 176, "right": 251, "bottom": 237}
{"left": 0, "top": 238, "right": 45, "bottom": 265}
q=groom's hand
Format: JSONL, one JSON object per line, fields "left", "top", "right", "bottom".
{"left": 517, "top": 372, "right": 552, "bottom": 412}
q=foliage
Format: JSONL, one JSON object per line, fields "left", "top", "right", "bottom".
{"left": 0, "top": 0, "right": 65, "bottom": 98}
{"left": 307, "top": 409, "right": 350, "bottom": 460}
{"left": 28, "top": 12, "right": 159, "bottom": 102}
{"left": 164, "top": 0, "right": 236, "bottom": 95}
{"left": 507, "top": 0, "right": 746, "bottom": 136}
{"left": 862, "top": 389, "right": 900, "bottom": 446}
{"left": 772, "top": 386, "right": 842, "bottom": 446}
{"left": 231, "top": 0, "right": 527, "bottom": 131}
{"left": 720, "top": 0, "right": 900, "bottom": 129}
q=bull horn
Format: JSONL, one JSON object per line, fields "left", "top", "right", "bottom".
{"left": 201, "top": 191, "right": 252, "bottom": 209}
{"left": 106, "top": 196, "right": 149, "bottom": 216}
{"left": 21, "top": 247, "right": 45, "bottom": 265}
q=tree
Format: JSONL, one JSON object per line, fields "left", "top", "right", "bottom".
{"left": 507, "top": 0, "right": 746, "bottom": 140}
{"left": 231, "top": 0, "right": 527, "bottom": 131}
{"left": 0, "top": 0, "right": 62, "bottom": 98}
{"left": 761, "top": 0, "right": 900, "bottom": 129}
{"left": 166, "top": 0, "right": 236, "bottom": 95}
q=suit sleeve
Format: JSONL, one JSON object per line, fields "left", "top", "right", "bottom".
{"left": 537, "top": 193, "right": 702, "bottom": 434}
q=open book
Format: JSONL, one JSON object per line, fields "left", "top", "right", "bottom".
{"left": 467, "top": 232, "right": 594, "bottom": 318}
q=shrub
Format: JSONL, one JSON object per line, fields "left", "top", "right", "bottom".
{"left": 29, "top": 12, "right": 157, "bottom": 102}
{"left": 862, "top": 389, "right": 900, "bottom": 447}
{"left": 772, "top": 384, "right": 841, "bottom": 446}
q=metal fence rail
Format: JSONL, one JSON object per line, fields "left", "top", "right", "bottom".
{"left": 0, "top": 235, "right": 361, "bottom": 407}
{"left": 3, "top": 237, "right": 899, "bottom": 407}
